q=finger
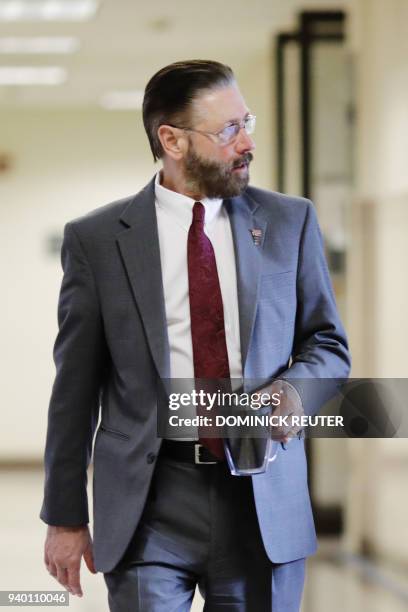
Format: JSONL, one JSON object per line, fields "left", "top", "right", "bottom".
{"left": 44, "top": 552, "right": 51, "bottom": 573}
{"left": 272, "top": 424, "right": 291, "bottom": 439}
{"left": 271, "top": 428, "right": 285, "bottom": 441}
{"left": 56, "top": 566, "right": 69, "bottom": 590}
{"left": 84, "top": 543, "right": 96, "bottom": 574}
{"left": 47, "top": 560, "right": 58, "bottom": 578}
{"left": 286, "top": 428, "right": 301, "bottom": 440}
{"left": 66, "top": 566, "right": 83, "bottom": 597}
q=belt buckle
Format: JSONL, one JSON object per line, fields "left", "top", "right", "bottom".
{"left": 194, "top": 443, "right": 217, "bottom": 464}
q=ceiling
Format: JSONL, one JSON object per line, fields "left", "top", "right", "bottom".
{"left": 0, "top": 0, "right": 348, "bottom": 108}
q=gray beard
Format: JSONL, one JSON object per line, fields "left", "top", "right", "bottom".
{"left": 184, "top": 148, "right": 252, "bottom": 199}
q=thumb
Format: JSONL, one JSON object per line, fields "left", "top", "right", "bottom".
{"left": 83, "top": 542, "right": 97, "bottom": 574}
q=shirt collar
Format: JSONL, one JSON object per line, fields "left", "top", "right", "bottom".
{"left": 154, "top": 171, "right": 224, "bottom": 231}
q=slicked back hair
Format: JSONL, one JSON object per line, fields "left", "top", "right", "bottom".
{"left": 142, "top": 60, "right": 235, "bottom": 162}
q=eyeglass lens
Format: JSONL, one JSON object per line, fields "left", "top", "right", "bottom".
{"left": 220, "top": 115, "right": 256, "bottom": 143}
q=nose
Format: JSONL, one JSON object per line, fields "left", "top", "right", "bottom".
{"left": 235, "top": 126, "right": 256, "bottom": 153}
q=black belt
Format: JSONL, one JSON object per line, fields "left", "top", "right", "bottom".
{"left": 160, "top": 439, "right": 225, "bottom": 465}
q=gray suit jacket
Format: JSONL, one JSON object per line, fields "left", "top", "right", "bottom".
{"left": 40, "top": 176, "right": 350, "bottom": 572}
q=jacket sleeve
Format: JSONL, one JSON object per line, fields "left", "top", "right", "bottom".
{"left": 40, "top": 222, "right": 108, "bottom": 526}
{"left": 281, "top": 200, "right": 351, "bottom": 415}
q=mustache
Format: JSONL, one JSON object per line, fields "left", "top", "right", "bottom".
{"left": 231, "top": 152, "right": 254, "bottom": 169}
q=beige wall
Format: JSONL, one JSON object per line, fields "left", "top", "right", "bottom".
{"left": 1, "top": 110, "right": 153, "bottom": 459}
{"left": 347, "top": 0, "right": 408, "bottom": 378}
{"left": 345, "top": 0, "right": 408, "bottom": 566}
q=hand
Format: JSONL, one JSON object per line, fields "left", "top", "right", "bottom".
{"left": 258, "top": 379, "right": 304, "bottom": 444}
{"left": 44, "top": 525, "right": 96, "bottom": 597}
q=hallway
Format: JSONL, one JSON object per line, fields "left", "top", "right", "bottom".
{"left": 1, "top": 468, "right": 407, "bottom": 612}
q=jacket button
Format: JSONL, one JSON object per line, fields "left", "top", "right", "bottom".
{"left": 146, "top": 452, "right": 156, "bottom": 464}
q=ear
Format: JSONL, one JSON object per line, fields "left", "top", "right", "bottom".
{"left": 157, "top": 125, "right": 187, "bottom": 161}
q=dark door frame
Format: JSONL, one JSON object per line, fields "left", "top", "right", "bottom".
{"left": 276, "top": 10, "right": 345, "bottom": 198}
{"left": 276, "top": 10, "right": 347, "bottom": 534}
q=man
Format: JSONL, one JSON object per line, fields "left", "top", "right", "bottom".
{"left": 41, "top": 60, "right": 350, "bottom": 611}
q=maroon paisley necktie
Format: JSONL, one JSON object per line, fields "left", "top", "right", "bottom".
{"left": 187, "top": 202, "right": 230, "bottom": 459}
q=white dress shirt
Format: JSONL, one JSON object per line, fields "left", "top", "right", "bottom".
{"left": 154, "top": 171, "right": 243, "bottom": 439}
{"left": 155, "top": 170, "right": 242, "bottom": 379}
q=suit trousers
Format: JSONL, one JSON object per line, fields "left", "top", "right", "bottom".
{"left": 103, "top": 450, "right": 306, "bottom": 612}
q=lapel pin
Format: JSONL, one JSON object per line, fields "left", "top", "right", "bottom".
{"left": 249, "top": 228, "right": 262, "bottom": 246}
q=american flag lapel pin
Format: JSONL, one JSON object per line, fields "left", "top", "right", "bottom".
{"left": 249, "top": 228, "right": 262, "bottom": 246}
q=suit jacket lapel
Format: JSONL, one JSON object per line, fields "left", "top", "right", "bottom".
{"left": 225, "top": 192, "right": 268, "bottom": 374}
{"left": 116, "top": 178, "right": 171, "bottom": 388}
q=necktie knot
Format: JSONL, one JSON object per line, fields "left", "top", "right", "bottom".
{"left": 192, "top": 202, "right": 205, "bottom": 225}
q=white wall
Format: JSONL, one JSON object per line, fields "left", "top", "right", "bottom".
{"left": 345, "top": 0, "right": 408, "bottom": 566}
{"left": 1, "top": 110, "right": 154, "bottom": 459}
{"left": 348, "top": 0, "right": 408, "bottom": 378}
